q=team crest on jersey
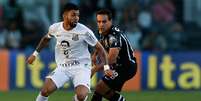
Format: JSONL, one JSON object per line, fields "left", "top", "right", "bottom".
{"left": 72, "top": 33, "right": 79, "bottom": 41}
{"left": 114, "top": 27, "right": 120, "bottom": 32}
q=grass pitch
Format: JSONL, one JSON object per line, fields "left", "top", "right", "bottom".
{"left": 0, "top": 90, "right": 201, "bottom": 101}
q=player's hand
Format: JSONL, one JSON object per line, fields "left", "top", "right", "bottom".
{"left": 26, "top": 55, "right": 36, "bottom": 64}
{"left": 104, "top": 69, "right": 113, "bottom": 77}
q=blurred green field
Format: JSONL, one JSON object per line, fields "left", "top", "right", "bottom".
{"left": 0, "top": 90, "right": 201, "bottom": 101}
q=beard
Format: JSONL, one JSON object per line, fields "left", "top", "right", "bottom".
{"left": 70, "top": 22, "right": 77, "bottom": 28}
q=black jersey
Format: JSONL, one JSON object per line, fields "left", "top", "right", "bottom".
{"left": 99, "top": 26, "right": 136, "bottom": 68}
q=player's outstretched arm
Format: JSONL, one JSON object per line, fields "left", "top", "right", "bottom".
{"left": 93, "top": 42, "right": 113, "bottom": 77}
{"left": 91, "top": 50, "right": 100, "bottom": 78}
{"left": 27, "top": 34, "right": 51, "bottom": 64}
{"left": 94, "top": 42, "right": 108, "bottom": 66}
{"left": 91, "top": 43, "right": 105, "bottom": 77}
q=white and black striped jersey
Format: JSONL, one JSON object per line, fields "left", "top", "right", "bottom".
{"left": 99, "top": 26, "right": 136, "bottom": 67}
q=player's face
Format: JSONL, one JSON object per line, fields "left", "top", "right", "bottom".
{"left": 96, "top": 14, "right": 112, "bottom": 36}
{"left": 63, "top": 10, "right": 79, "bottom": 28}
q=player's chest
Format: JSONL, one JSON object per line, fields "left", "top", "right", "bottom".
{"left": 55, "top": 32, "right": 84, "bottom": 47}
{"left": 100, "top": 38, "right": 110, "bottom": 51}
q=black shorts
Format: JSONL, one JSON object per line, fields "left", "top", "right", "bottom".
{"left": 102, "top": 62, "right": 137, "bottom": 91}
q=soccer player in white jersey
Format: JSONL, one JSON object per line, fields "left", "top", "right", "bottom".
{"left": 27, "top": 3, "right": 111, "bottom": 101}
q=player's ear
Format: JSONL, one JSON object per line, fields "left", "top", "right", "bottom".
{"left": 109, "top": 19, "right": 112, "bottom": 23}
{"left": 63, "top": 14, "right": 65, "bottom": 19}
{"left": 63, "top": 12, "right": 67, "bottom": 19}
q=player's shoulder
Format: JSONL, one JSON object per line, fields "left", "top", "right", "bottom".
{"left": 110, "top": 26, "right": 124, "bottom": 37}
{"left": 77, "top": 23, "right": 93, "bottom": 32}
{"left": 49, "top": 22, "right": 62, "bottom": 31}
{"left": 50, "top": 22, "right": 62, "bottom": 27}
{"left": 48, "top": 22, "right": 62, "bottom": 34}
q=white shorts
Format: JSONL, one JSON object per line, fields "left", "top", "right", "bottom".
{"left": 46, "top": 63, "right": 91, "bottom": 90}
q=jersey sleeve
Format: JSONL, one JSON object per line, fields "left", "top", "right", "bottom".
{"left": 84, "top": 30, "right": 98, "bottom": 46}
{"left": 47, "top": 24, "right": 55, "bottom": 38}
{"left": 109, "top": 34, "right": 121, "bottom": 48}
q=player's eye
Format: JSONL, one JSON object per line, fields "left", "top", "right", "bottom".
{"left": 102, "top": 20, "right": 107, "bottom": 23}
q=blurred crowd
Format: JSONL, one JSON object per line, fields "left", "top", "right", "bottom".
{"left": 0, "top": 0, "right": 201, "bottom": 51}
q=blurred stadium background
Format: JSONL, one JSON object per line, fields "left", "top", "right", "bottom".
{"left": 1, "top": 0, "right": 201, "bottom": 101}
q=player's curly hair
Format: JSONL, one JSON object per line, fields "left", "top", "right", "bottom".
{"left": 62, "top": 3, "right": 79, "bottom": 13}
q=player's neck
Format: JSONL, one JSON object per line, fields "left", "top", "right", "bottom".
{"left": 63, "top": 22, "right": 73, "bottom": 31}
{"left": 102, "top": 30, "right": 110, "bottom": 36}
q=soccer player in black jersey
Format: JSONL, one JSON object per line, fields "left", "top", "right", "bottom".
{"left": 91, "top": 9, "right": 138, "bottom": 101}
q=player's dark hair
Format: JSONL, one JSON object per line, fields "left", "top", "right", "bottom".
{"left": 62, "top": 3, "right": 79, "bottom": 13}
{"left": 96, "top": 9, "right": 112, "bottom": 20}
